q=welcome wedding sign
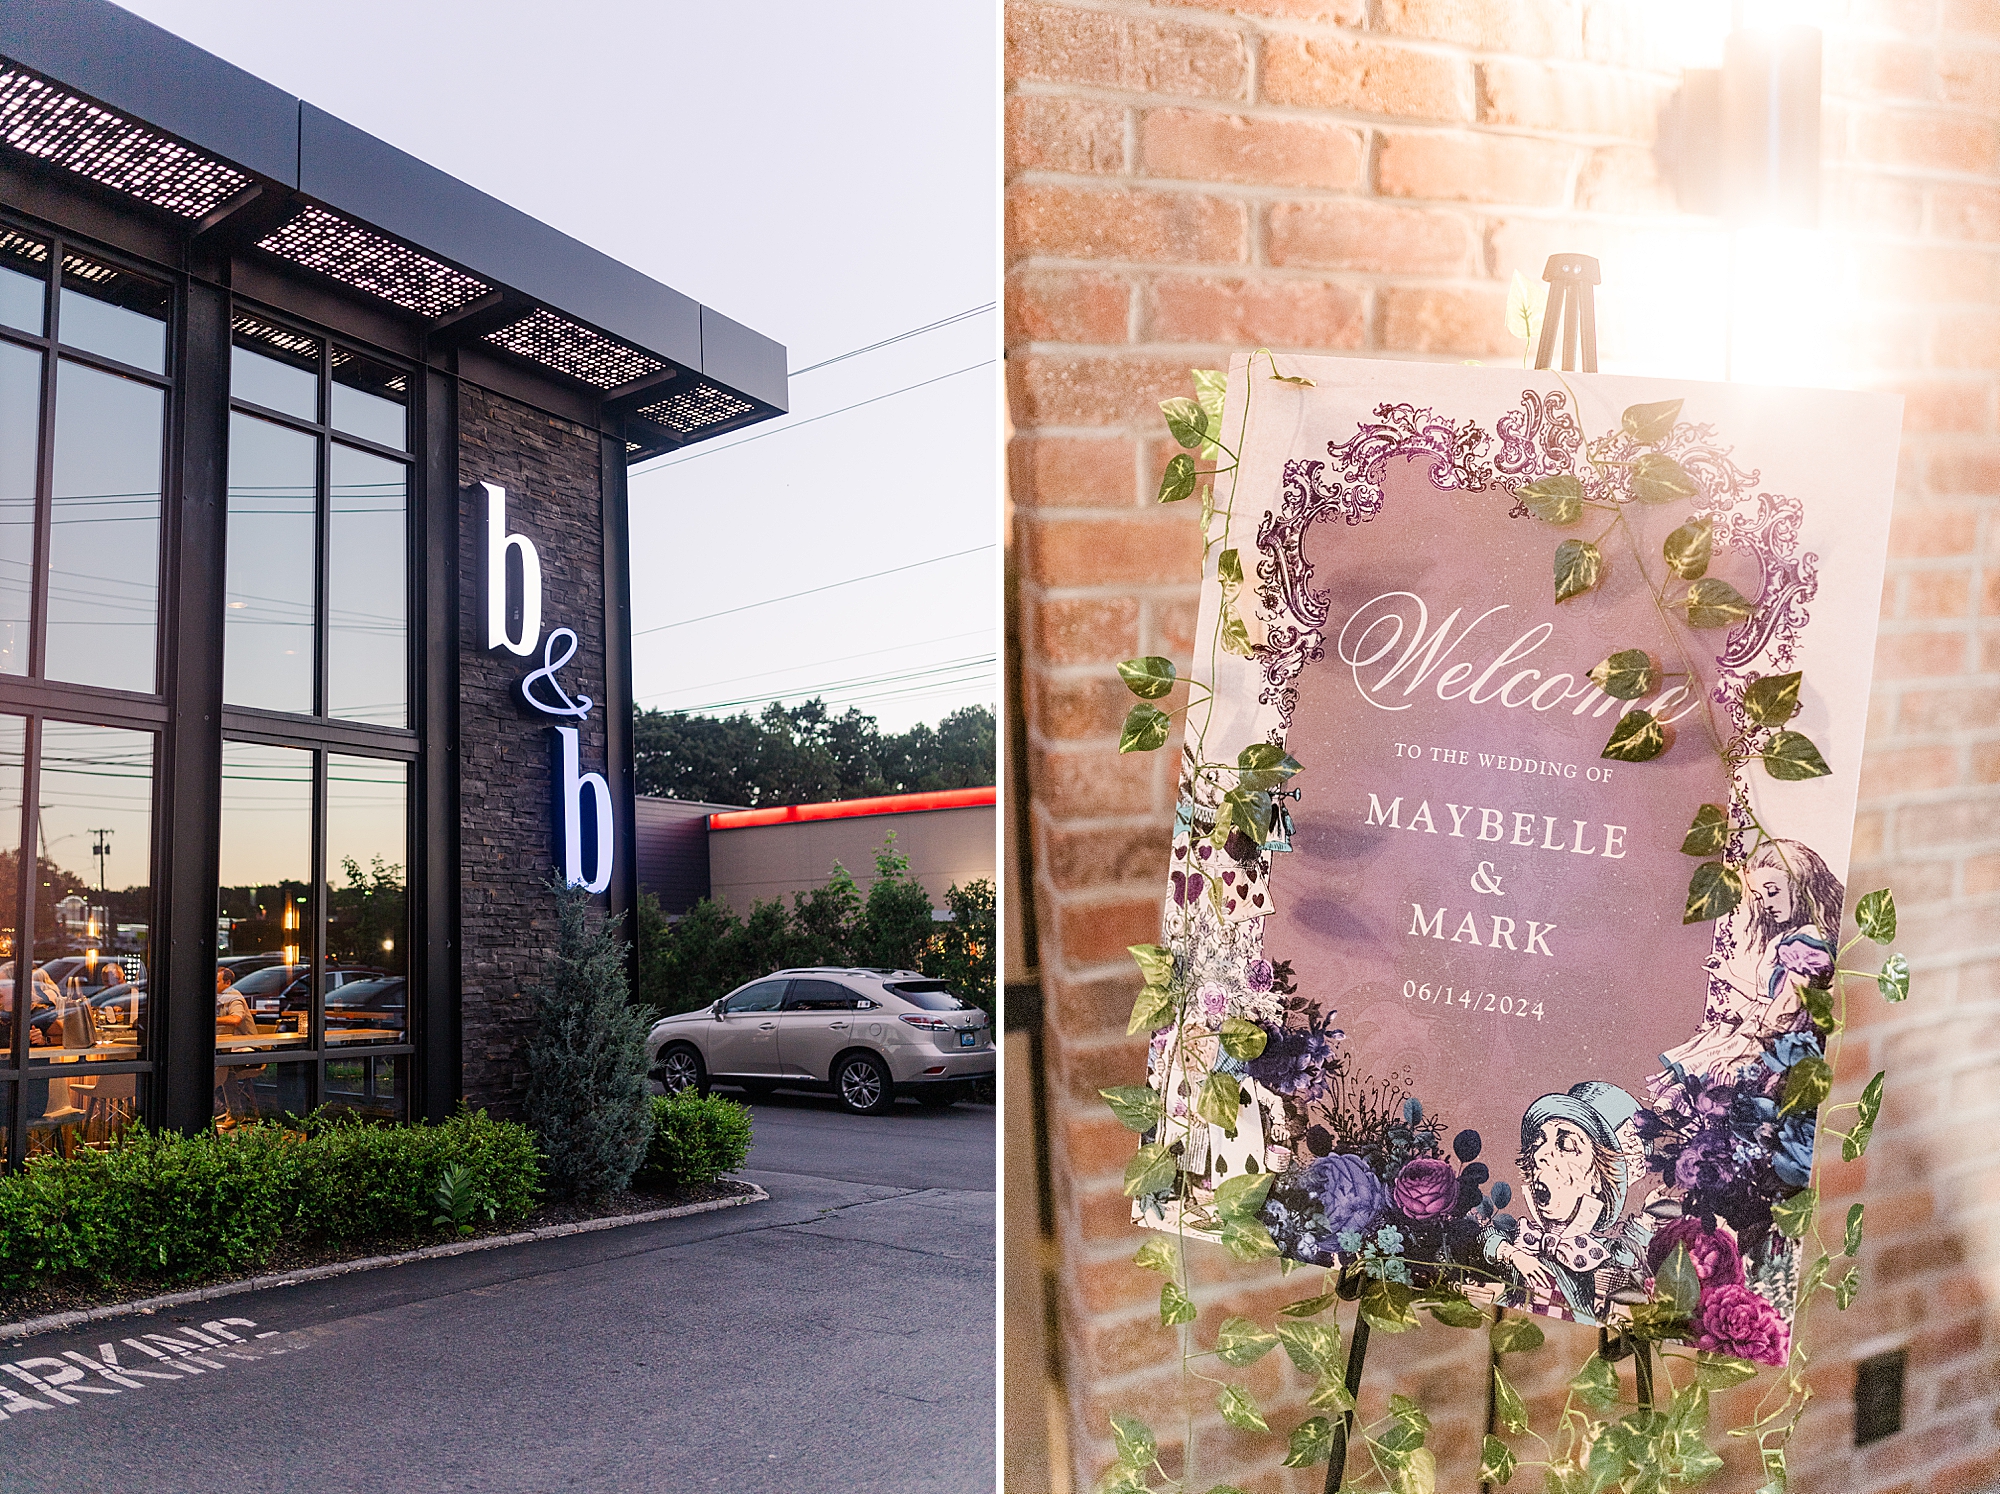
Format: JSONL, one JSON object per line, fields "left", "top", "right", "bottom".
{"left": 1131, "top": 355, "right": 1900, "bottom": 1359}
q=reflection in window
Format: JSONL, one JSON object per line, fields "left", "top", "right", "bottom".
{"left": 0, "top": 716, "right": 21, "bottom": 1038}
{"left": 328, "top": 445, "right": 406, "bottom": 725}
{"left": 0, "top": 342, "right": 38, "bottom": 676}
{"left": 224, "top": 413, "right": 316, "bottom": 713}
{"left": 0, "top": 231, "right": 46, "bottom": 338}
{"left": 57, "top": 254, "right": 167, "bottom": 375}
{"left": 35, "top": 721, "right": 154, "bottom": 1071}
{"left": 325, "top": 1053, "right": 403, "bottom": 1121}
{"left": 217, "top": 742, "right": 311, "bottom": 1073}
{"left": 214, "top": 1061, "right": 310, "bottom": 1126}
{"left": 331, "top": 350, "right": 406, "bottom": 450}
{"left": 326, "top": 754, "right": 406, "bottom": 1046}
{"left": 231, "top": 316, "right": 319, "bottom": 422}
{"left": 47, "top": 361, "right": 161, "bottom": 693}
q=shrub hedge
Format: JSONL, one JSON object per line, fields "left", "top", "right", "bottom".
{"left": 638, "top": 1092, "right": 752, "bottom": 1192}
{"left": 0, "top": 1108, "right": 541, "bottom": 1294}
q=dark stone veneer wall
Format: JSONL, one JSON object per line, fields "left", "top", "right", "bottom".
{"left": 456, "top": 383, "right": 609, "bottom": 1115}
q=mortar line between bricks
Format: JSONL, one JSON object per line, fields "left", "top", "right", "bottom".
{"left": 0, "top": 1185, "right": 770, "bottom": 1343}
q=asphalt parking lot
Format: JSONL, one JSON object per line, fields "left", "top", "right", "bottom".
{"left": 0, "top": 1089, "right": 996, "bottom": 1494}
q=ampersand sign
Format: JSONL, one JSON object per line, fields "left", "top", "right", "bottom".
{"left": 517, "top": 626, "right": 594, "bottom": 720}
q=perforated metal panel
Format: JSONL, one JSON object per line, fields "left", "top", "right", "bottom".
{"left": 232, "top": 311, "right": 319, "bottom": 362}
{"left": 0, "top": 61, "right": 252, "bottom": 218}
{"left": 638, "top": 382, "right": 757, "bottom": 435}
{"left": 483, "top": 309, "right": 668, "bottom": 389}
{"left": 256, "top": 205, "right": 492, "bottom": 319}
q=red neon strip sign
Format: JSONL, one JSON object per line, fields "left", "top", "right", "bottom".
{"left": 709, "top": 785, "right": 996, "bottom": 830}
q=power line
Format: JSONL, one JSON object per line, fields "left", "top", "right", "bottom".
{"left": 788, "top": 303, "right": 994, "bottom": 377}
{"left": 635, "top": 625, "right": 995, "bottom": 703}
{"left": 632, "top": 359, "right": 995, "bottom": 476}
{"left": 651, "top": 653, "right": 995, "bottom": 716}
{"left": 630, "top": 544, "right": 994, "bottom": 638}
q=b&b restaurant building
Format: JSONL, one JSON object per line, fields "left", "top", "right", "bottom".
{"left": 0, "top": 0, "right": 786, "bottom": 1163}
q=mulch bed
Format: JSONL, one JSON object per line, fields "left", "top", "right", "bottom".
{"left": 0, "top": 1177, "right": 759, "bottom": 1332}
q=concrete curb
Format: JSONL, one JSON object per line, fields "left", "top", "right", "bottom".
{"left": 0, "top": 1181, "right": 770, "bottom": 1343}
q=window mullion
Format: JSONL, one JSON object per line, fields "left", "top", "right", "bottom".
{"left": 310, "top": 744, "right": 327, "bottom": 1109}
{"left": 28, "top": 241, "right": 56, "bottom": 685}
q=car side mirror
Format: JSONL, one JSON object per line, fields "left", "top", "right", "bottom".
{"left": 711, "top": 1002, "right": 726, "bottom": 1020}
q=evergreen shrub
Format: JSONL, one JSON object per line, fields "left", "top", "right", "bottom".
{"left": 638, "top": 1092, "right": 753, "bottom": 1191}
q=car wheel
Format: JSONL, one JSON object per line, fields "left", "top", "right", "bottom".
{"left": 658, "top": 1043, "right": 707, "bottom": 1097}
{"left": 834, "top": 1052, "right": 894, "bottom": 1115}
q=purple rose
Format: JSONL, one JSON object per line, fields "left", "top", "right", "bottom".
{"left": 1694, "top": 1283, "right": 1790, "bottom": 1365}
{"left": 1776, "top": 939, "right": 1833, "bottom": 982}
{"left": 1389, "top": 1157, "right": 1457, "bottom": 1221}
{"left": 1246, "top": 959, "right": 1274, "bottom": 992}
{"left": 1305, "top": 1153, "right": 1387, "bottom": 1240}
{"left": 1645, "top": 1217, "right": 1744, "bottom": 1289}
{"left": 1673, "top": 1127, "right": 1738, "bottom": 1193}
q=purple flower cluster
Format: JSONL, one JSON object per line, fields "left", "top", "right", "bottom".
{"left": 1389, "top": 1157, "right": 1457, "bottom": 1220}
{"left": 1244, "top": 1008, "right": 1340, "bottom": 1102}
{"left": 1305, "top": 1153, "right": 1387, "bottom": 1239}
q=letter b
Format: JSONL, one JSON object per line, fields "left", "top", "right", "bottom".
{"left": 484, "top": 482, "right": 543, "bottom": 656}
{"left": 551, "top": 726, "right": 614, "bottom": 894}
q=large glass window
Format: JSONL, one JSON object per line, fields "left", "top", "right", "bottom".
{"left": 226, "top": 316, "right": 410, "bottom": 727}
{"left": 0, "top": 233, "right": 46, "bottom": 338}
{"left": 0, "top": 340, "right": 38, "bottom": 675}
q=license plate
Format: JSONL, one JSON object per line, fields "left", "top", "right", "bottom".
{"left": 959, "top": 1029, "right": 976, "bottom": 1048}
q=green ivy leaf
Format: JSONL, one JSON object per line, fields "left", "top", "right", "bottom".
{"left": 1110, "top": 1412, "right": 1157, "bottom": 1468}
{"left": 1742, "top": 671, "right": 1803, "bottom": 727}
{"left": 1554, "top": 538, "right": 1603, "bottom": 602}
{"left": 1856, "top": 889, "right": 1897, "bottom": 944}
{"left": 1678, "top": 1440, "right": 1726, "bottom": 1482}
{"left": 1492, "top": 1366, "right": 1530, "bottom": 1435}
{"left": 1124, "top": 1142, "right": 1178, "bottom": 1198}
{"left": 1118, "top": 656, "right": 1179, "bottom": 700}
{"left": 1389, "top": 1395, "right": 1431, "bottom": 1436}
{"left": 1480, "top": 1434, "right": 1518, "bottom": 1486}
{"left": 1204, "top": 1487, "right": 1252, "bottom": 1494}
{"left": 1193, "top": 369, "right": 1227, "bottom": 460}
{"left": 1602, "top": 709, "right": 1667, "bottom": 763}
{"left": 1127, "top": 983, "right": 1174, "bottom": 1036}
{"left": 1216, "top": 547, "right": 1242, "bottom": 586}
{"left": 1161, "top": 396, "right": 1208, "bottom": 450}
{"left": 1236, "top": 742, "right": 1302, "bottom": 791}
{"left": 1778, "top": 1055, "right": 1833, "bottom": 1119}
{"left": 1763, "top": 730, "right": 1831, "bottom": 781}
{"left": 1507, "top": 269, "right": 1545, "bottom": 350}
{"left": 1771, "top": 1188, "right": 1816, "bottom": 1240}
{"left": 1423, "top": 1294, "right": 1487, "bottom": 1329}
{"left": 1281, "top": 1288, "right": 1339, "bottom": 1318}
{"left": 1680, "top": 803, "right": 1728, "bottom": 857}
{"left": 1194, "top": 1072, "right": 1241, "bottom": 1135}
{"left": 1093, "top": 1463, "right": 1149, "bottom": 1494}
{"left": 1490, "top": 1316, "right": 1545, "bottom": 1354}
{"left": 1693, "top": 1353, "right": 1758, "bottom": 1389}
{"left": 1160, "top": 1279, "right": 1196, "bottom": 1327}
{"left": 1801, "top": 982, "right": 1838, "bottom": 1034}
{"left": 1879, "top": 952, "right": 1910, "bottom": 1002}
{"left": 1760, "top": 1443, "right": 1788, "bottom": 1494}
{"left": 1216, "top": 1016, "right": 1268, "bottom": 1062}
{"left": 1586, "top": 1420, "right": 1635, "bottom": 1490}
{"left": 1663, "top": 518, "right": 1713, "bottom": 580}
{"left": 1213, "top": 1170, "right": 1273, "bottom": 1223}
{"left": 1684, "top": 861, "right": 1745, "bottom": 924}
{"left": 1120, "top": 703, "right": 1171, "bottom": 754}
{"left": 1395, "top": 1447, "right": 1438, "bottom": 1494}
{"left": 1626, "top": 1301, "right": 1693, "bottom": 1342}
{"left": 1520, "top": 473, "right": 1585, "bottom": 525}
{"left": 1630, "top": 451, "right": 1699, "bottom": 504}
{"left": 1215, "top": 1315, "right": 1279, "bottom": 1367}
{"left": 1835, "top": 1265, "right": 1861, "bottom": 1310}
{"left": 1845, "top": 1203, "right": 1865, "bottom": 1258}
{"left": 1135, "top": 1238, "right": 1178, "bottom": 1275}
{"left": 1622, "top": 398, "right": 1684, "bottom": 446}
{"left": 1157, "top": 452, "right": 1198, "bottom": 504}
{"left": 1275, "top": 1318, "right": 1341, "bottom": 1377}
{"left": 1282, "top": 1416, "right": 1336, "bottom": 1469}
{"left": 1219, "top": 1216, "right": 1279, "bottom": 1262}
{"left": 1685, "top": 576, "right": 1753, "bottom": 629}
{"left": 1588, "top": 649, "right": 1655, "bottom": 700}
{"left": 1216, "top": 1383, "right": 1268, "bottom": 1433}
{"left": 1800, "top": 1253, "right": 1830, "bottom": 1304}
{"left": 1656, "top": 1243, "right": 1702, "bottom": 1318}
{"left": 1101, "top": 1085, "right": 1163, "bottom": 1133}
{"left": 1129, "top": 944, "right": 1174, "bottom": 985}
{"left": 1359, "top": 1277, "right": 1419, "bottom": 1333}
{"left": 1844, "top": 1071, "right": 1884, "bottom": 1161}
{"left": 1307, "top": 1372, "right": 1354, "bottom": 1413}
{"left": 1571, "top": 1353, "right": 1621, "bottom": 1410}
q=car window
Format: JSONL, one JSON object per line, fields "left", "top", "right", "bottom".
{"left": 724, "top": 980, "right": 788, "bottom": 1013}
{"left": 884, "top": 981, "right": 977, "bottom": 1012}
{"left": 784, "top": 979, "right": 857, "bottom": 1012}
{"left": 234, "top": 965, "right": 305, "bottom": 995}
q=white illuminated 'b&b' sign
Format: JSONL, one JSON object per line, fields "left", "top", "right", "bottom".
{"left": 483, "top": 481, "right": 614, "bottom": 894}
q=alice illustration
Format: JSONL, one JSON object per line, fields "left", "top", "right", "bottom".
{"left": 1485, "top": 1082, "right": 1653, "bottom": 1323}
{"left": 1654, "top": 837, "right": 1844, "bottom": 1094}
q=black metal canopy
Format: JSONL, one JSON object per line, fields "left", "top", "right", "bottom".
{"left": 0, "top": 0, "right": 787, "bottom": 457}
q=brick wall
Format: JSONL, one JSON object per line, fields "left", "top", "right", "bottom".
{"left": 1006, "top": 2, "right": 2000, "bottom": 1490}
{"left": 457, "top": 384, "right": 609, "bottom": 1115}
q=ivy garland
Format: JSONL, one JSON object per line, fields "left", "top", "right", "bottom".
{"left": 1098, "top": 353, "right": 1907, "bottom": 1494}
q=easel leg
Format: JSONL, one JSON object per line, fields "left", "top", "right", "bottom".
{"left": 1323, "top": 1310, "right": 1373, "bottom": 1494}
{"left": 1633, "top": 1340, "right": 1654, "bottom": 1410}
{"left": 1479, "top": 1308, "right": 1503, "bottom": 1494}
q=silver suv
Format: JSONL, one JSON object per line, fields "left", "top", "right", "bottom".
{"left": 648, "top": 968, "right": 994, "bottom": 1114}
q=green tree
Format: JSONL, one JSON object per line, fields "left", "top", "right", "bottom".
{"left": 523, "top": 880, "right": 653, "bottom": 1200}
{"left": 923, "top": 879, "right": 995, "bottom": 1012}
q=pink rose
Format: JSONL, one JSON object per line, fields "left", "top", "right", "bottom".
{"left": 1646, "top": 1217, "right": 1744, "bottom": 1289}
{"left": 1389, "top": 1157, "right": 1457, "bottom": 1221}
{"left": 1693, "top": 1283, "right": 1790, "bottom": 1366}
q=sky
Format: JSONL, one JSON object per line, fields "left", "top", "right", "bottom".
{"left": 116, "top": 0, "right": 1001, "bottom": 735}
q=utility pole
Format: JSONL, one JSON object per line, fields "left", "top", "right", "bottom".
{"left": 89, "top": 828, "right": 112, "bottom": 946}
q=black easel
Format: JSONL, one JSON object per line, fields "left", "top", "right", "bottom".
{"left": 1533, "top": 253, "right": 1601, "bottom": 372}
